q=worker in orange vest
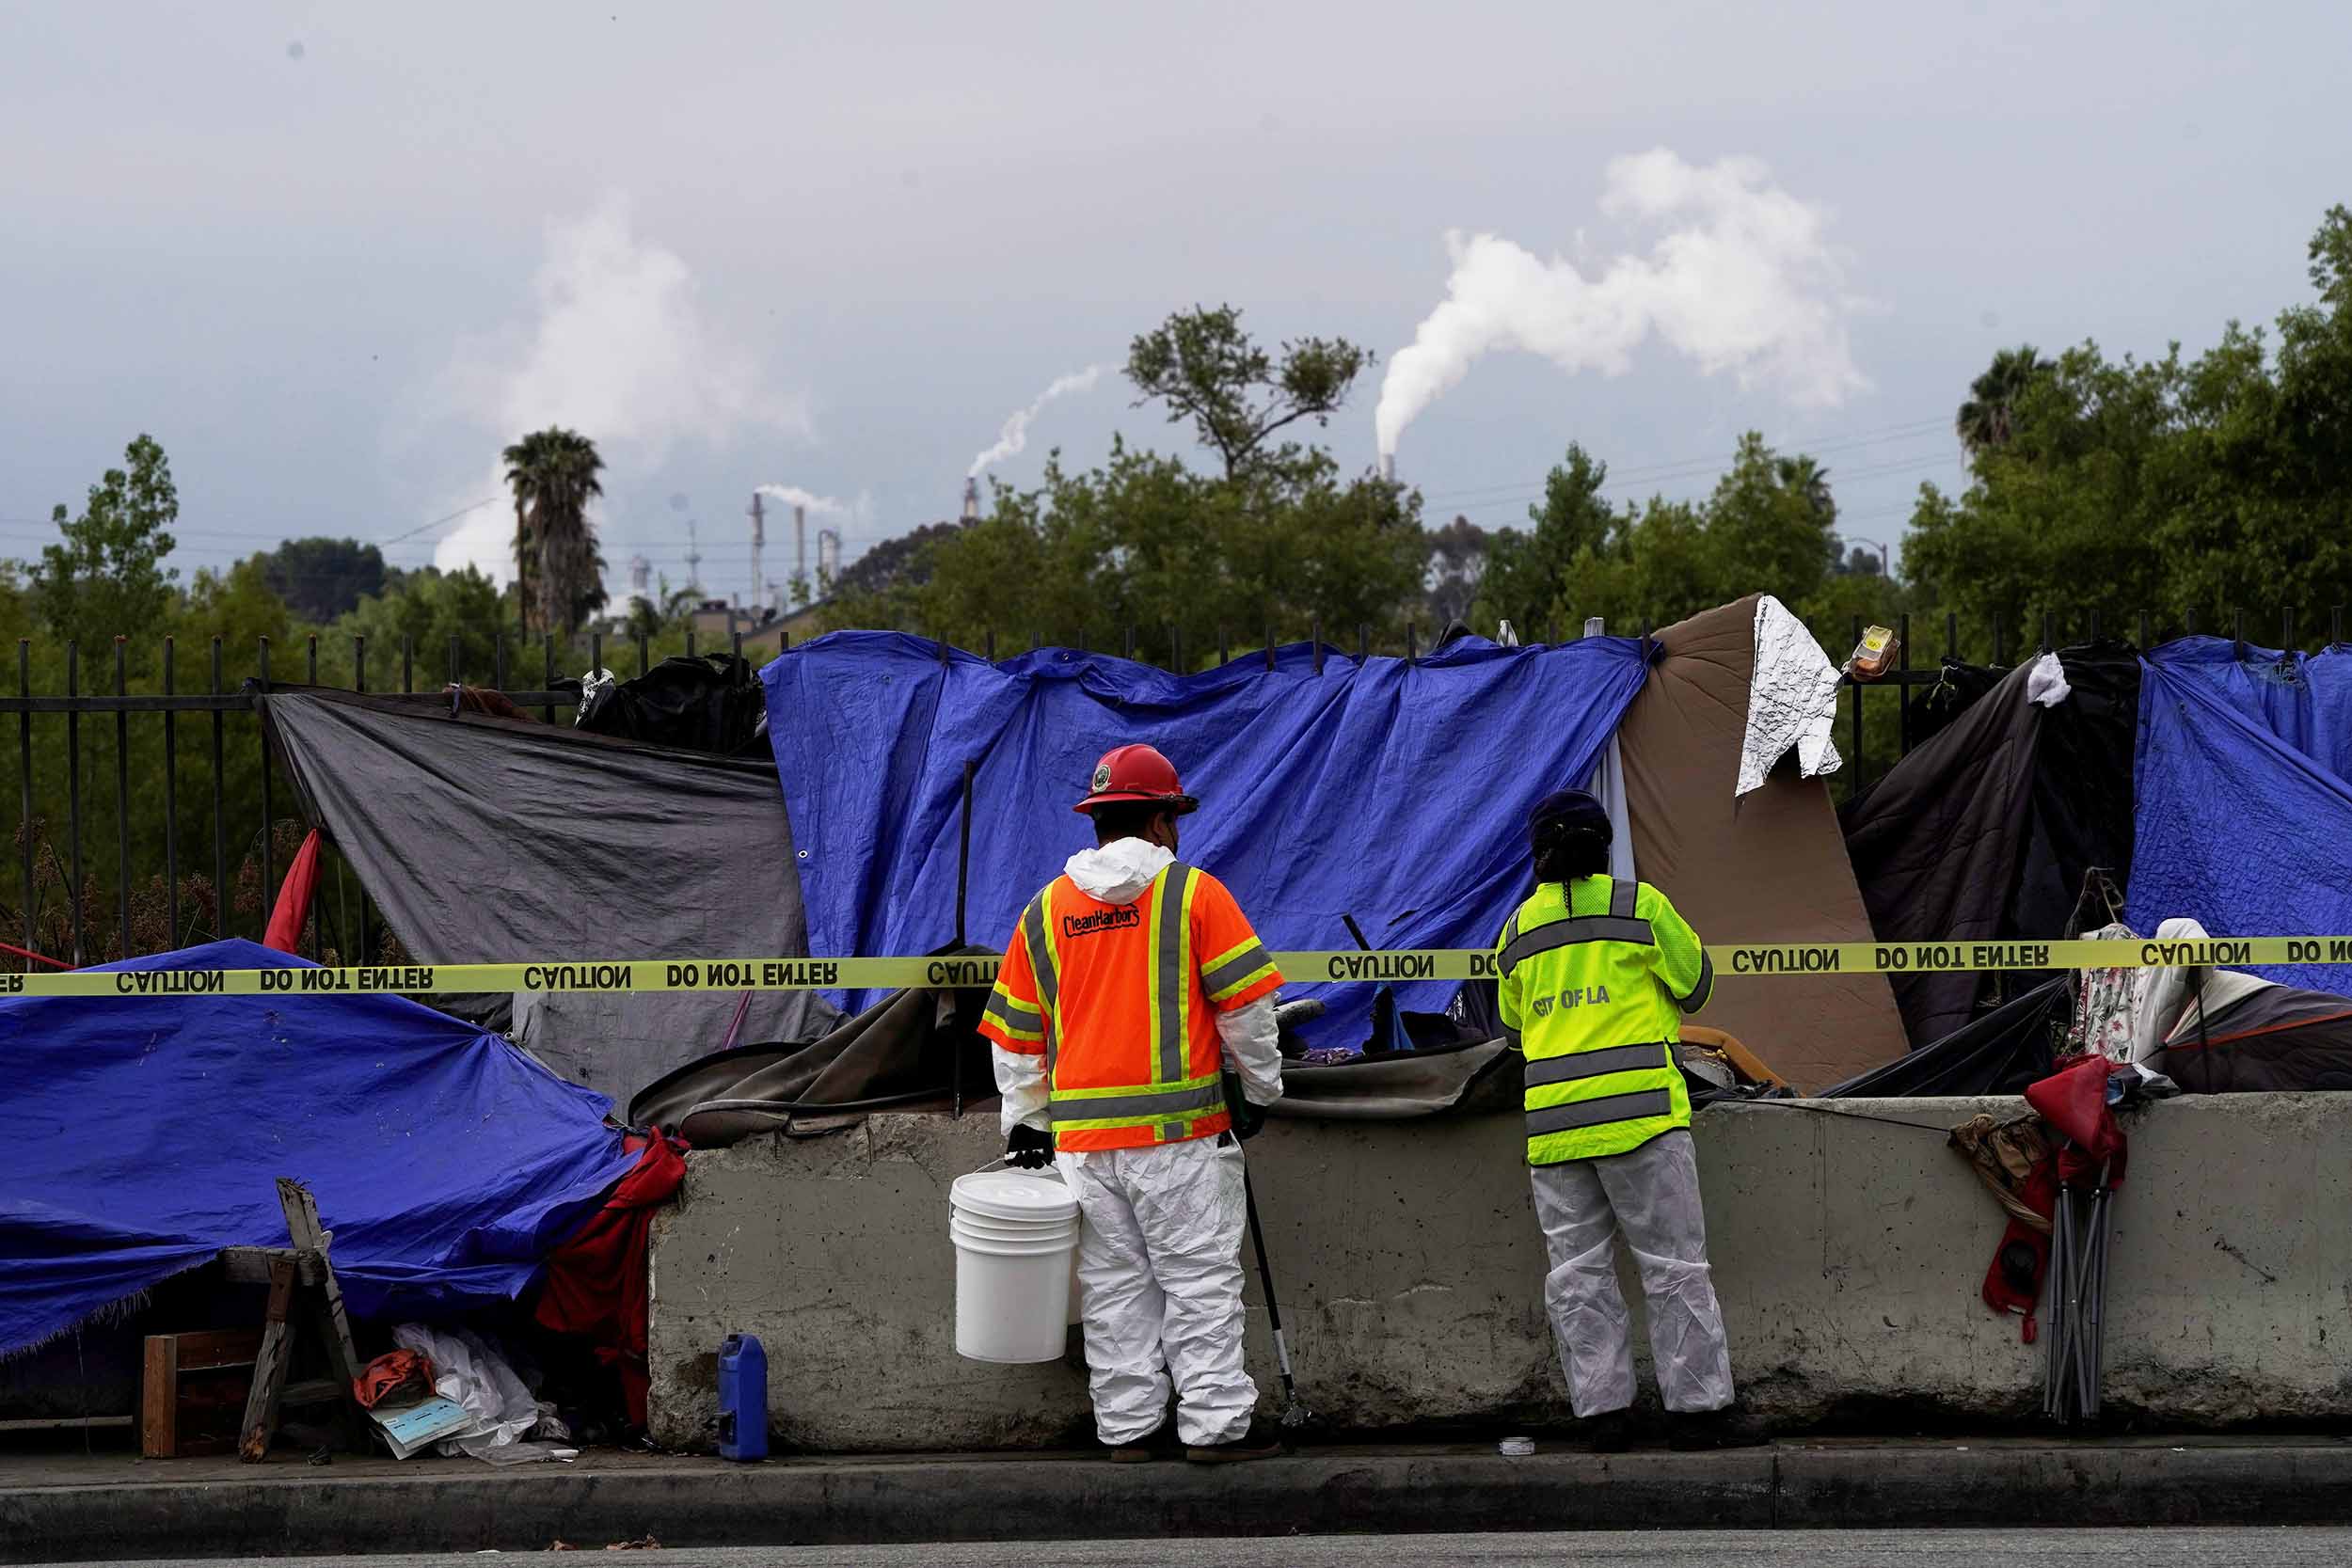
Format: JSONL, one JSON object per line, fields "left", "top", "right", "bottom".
{"left": 977, "top": 744, "right": 1287, "bottom": 1462}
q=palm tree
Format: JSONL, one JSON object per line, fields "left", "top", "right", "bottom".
{"left": 502, "top": 428, "right": 607, "bottom": 635}
{"left": 1956, "top": 345, "right": 2054, "bottom": 458}
{"left": 1774, "top": 454, "right": 1836, "bottom": 528}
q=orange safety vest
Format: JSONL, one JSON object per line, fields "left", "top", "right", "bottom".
{"left": 978, "top": 861, "right": 1282, "bottom": 1152}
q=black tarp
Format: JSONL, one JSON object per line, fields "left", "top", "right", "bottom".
{"left": 629, "top": 966, "right": 992, "bottom": 1145}
{"left": 1841, "top": 641, "right": 2139, "bottom": 1046}
{"left": 258, "top": 688, "right": 838, "bottom": 1100}
{"left": 1819, "top": 977, "right": 2067, "bottom": 1098}
{"left": 577, "top": 653, "right": 770, "bottom": 755}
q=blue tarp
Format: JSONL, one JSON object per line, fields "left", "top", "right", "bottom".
{"left": 762, "top": 633, "right": 1650, "bottom": 1045}
{"left": 2, "top": 940, "right": 636, "bottom": 1357}
{"left": 2128, "top": 655, "right": 2352, "bottom": 992}
{"left": 2149, "top": 637, "right": 2352, "bottom": 780}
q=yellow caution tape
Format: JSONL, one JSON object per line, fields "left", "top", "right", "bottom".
{"left": 5, "top": 935, "right": 2350, "bottom": 998}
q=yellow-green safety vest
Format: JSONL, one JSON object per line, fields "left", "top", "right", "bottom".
{"left": 1494, "top": 874, "right": 1713, "bottom": 1165}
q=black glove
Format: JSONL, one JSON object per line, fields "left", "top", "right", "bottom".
{"left": 1006, "top": 1124, "right": 1056, "bottom": 1169}
{"left": 1222, "top": 1072, "right": 1267, "bottom": 1142}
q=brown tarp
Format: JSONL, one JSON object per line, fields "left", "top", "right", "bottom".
{"left": 1616, "top": 596, "right": 1908, "bottom": 1089}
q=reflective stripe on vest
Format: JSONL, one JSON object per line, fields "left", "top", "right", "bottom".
{"left": 1043, "top": 863, "right": 1217, "bottom": 1144}
{"left": 1022, "top": 884, "right": 1062, "bottom": 1073}
{"left": 1512, "top": 875, "right": 1690, "bottom": 1164}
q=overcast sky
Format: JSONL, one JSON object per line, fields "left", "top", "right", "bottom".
{"left": 3, "top": 0, "right": 2342, "bottom": 605}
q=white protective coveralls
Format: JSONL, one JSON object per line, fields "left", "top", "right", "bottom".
{"left": 991, "top": 837, "right": 1285, "bottom": 1447}
{"left": 1531, "top": 1128, "right": 1735, "bottom": 1417}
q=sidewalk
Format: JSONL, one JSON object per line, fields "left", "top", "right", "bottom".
{"left": 6, "top": 1435, "right": 2352, "bottom": 1561}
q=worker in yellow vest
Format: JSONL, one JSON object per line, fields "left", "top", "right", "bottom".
{"left": 1495, "top": 788, "right": 1765, "bottom": 1451}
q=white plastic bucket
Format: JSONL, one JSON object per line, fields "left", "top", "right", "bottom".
{"left": 951, "top": 1169, "right": 1082, "bottom": 1364}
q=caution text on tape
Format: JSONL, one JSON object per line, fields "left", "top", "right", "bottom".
{"left": 4, "top": 935, "right": 2350, "bottom": 998}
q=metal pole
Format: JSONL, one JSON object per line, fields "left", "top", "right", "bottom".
{"left": 1897, "top": 613, "right": 1912, "bottom": 756}
{"left": 1848, "top": 616, "right": 1864, "bottom": 803}
{"left": 115, "top": 641, "right": 131, "bottom": 957}
{"left": 65, "top": 641, "right": 85, "bottom": 965}
{"left": 257, "top": 638, "right": 273, "bottom": 923}
{"left": 210, "top": 639, "right": 226, "bottom": 939}
{"left": 17, "top": 641, "right": 33, "bottom": 962}
{"left": 163, "top": 638, "right": 179, "bottom": 948}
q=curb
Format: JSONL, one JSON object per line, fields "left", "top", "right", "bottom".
{"left": 4, "top": 1442, "right": 2349, "bottom": 1560}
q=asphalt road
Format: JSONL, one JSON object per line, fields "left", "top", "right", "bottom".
{"left": 38, "top": 1530, "right": 2352, "bottom": 1568}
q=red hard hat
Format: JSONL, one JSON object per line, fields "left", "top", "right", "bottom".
{"left": 1073, "top": 743, "right": 1200, "bottom": 816}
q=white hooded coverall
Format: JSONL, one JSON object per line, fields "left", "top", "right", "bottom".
{"left": 1532, "top": 1129, "right": 1735, "bottom": 1417}
{"left": 992, "top": 838, "right": 1285, "bottom": 1447}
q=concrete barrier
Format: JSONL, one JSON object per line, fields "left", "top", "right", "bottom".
{"left": 645, "top": 1093, "right": 2352, "bottom": 1451}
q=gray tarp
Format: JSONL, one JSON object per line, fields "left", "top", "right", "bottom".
{"left": 259, "top": 689, "right": 837, "bottom": 1100}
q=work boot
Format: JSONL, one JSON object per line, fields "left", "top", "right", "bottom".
{"left": 1585, "top": 1410, "right": 1632, "bottom": 1453}
{"left": 1666, "top": 1408, "right": 1771, "bottom": 1450}
{"left": 1104, "top": 1422, "right": 1176, "bottom": 1464}
{"left": 1185, "top": 1418, "right": 1284, "bottom": 1463}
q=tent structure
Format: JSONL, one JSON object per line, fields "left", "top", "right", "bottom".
{"left": 1614, "top": 596, "right": 1908, "bottom": 1089}
{"left": 759, "top": 631, "right": 1650, "bottom": 1051}
{"left": 259, "top": 688, "right": 839, "bottom": 1099}
{"left": 2128, "top": 650, "right": 2352, "bottom": 993}
{"left": 1841, "top": 641, "right": 2140, "bottom": 1046}
{"left": 0, "top": 940, "right": 638, "bottom": 1358}
{"left": 1820, "top": 978, "right": 2068, "bottom": 1099}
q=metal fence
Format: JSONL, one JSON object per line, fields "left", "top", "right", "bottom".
{"left": 1, "top": 625, "right": 769, "bottom": 971}
{"left": 7, "top": 606, "right": 2338, "bottom": 971}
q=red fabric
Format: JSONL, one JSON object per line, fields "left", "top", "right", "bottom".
{"left": 534, "top": 1130, "right": 687, "bottom": 1429}
{"left": 262, "top": 829, "right": 324, "bottom": 954}
{"left": 1980, "top": 1154, "right": 2056, "bottom": 1340}
{"left": 2025, "top": 1055, "right": 2130, "bottom": 1185}
{"left": 352, "top": 1348, "right": 436, "bottom": 1409}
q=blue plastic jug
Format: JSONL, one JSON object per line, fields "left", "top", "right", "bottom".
{"left": 716, "top": 1333, "right": 769, "bottom": 1461}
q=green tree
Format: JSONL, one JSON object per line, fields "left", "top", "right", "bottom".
{"left": 1473, "top": 445, "right": 1618, "bottom": 636}
{"left": 1956, "top": 344, "right": 2056, "bottom": 458}
{"left": 32, "top": 434, "right": 181, "bottom": 645}
{"left": 1126, "top": 305, "right": 1372, "bottom": 478}
{"left": 336, "top": 565, "right": 509, "bottom": 680}
{"left": 1907, "top": 211, "right": 2352, "bottom": 647}
{"left": 254, "top": 536, "right": 388, "bottom": 622}
{"left": 502, "top": 427, "right": 609, "bottom": 634}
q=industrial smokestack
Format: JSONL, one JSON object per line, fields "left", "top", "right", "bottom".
{"left": 1378, "top": 452, "right": 1396, "bottom": 483}
{"left": 748, "top": 491, "right": 766, "bottom": 612}
{"left": 794, "top": 504, "right": 806, "bottom": 594}
{"left": 818, "top": 527, "right": 841, "bottom": 586}
{"left": 961, "top": 477, "right": 980, "bottom": 522}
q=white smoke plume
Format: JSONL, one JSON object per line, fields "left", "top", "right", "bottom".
{"left": 432, "top": 197, "right": 811, "bottom": 580}
{"left": 968, "top": 365, "right": 1106, "bottom": 478}
{"left": 1374, "top": 150, "right": 1867, "bottom": 460}
{"left": 755, "top": 483, "right": 847, "bottom": 515}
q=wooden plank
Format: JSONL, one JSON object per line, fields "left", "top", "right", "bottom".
{"left": 141, "top": 1335, "right": 179, "bottom": 1459}
{"left": 218, "top": 1246, "right": 322, "bottom": 1286}
{"left": 237, "top": 1254, "right": 297, "bottom": 1464}
{"left": 277, "top": 1180, "right": 360, "bottom": 1381}
{"left": 0, "top": 1415, "right": 135, "bottom": 1433}
{"left": 281, "top": 1377, "right": 343, "bottom": 1407}
{"left": 173, "top": 1328, "right": 264, "bottom": 1372}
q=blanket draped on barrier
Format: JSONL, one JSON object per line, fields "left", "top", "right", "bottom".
{"left": 760, "top": 633, "right": 1650, "bottom": 1048}
{"left": 0, "top": 940, "right": 639, "bottom": 1358}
